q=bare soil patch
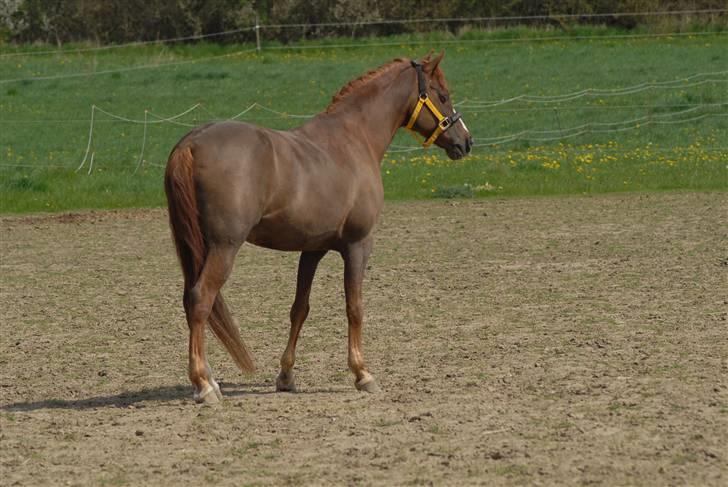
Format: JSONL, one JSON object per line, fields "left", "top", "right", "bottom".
{"left": 1, "top": 192, "right": 726, "bottom": 486}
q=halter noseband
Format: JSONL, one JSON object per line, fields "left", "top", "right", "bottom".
{"left": 405, "top": 60, "right": 462, "bottom": 148}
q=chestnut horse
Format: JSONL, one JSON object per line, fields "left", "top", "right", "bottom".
{"left": 165, "top": 52, "right": 472, "bottom": 403}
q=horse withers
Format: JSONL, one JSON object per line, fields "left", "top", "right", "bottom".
{"left": 164, "top": 51, "right": 472, "bottom": 403}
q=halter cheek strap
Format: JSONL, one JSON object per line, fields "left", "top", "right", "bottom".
{"left": 406, "top": 60, "right": 462, "bottom": 148}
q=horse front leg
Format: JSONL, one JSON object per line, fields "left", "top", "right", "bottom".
{"left": 276, "top": 250, "right": 327, "bottom": 392}
{"left": 341, "top": 236, "right": 380, "bottom": 393}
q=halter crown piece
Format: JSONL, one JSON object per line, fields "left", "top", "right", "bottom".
{"left": 405, "top": 60, "right": 462, "bottom": 147}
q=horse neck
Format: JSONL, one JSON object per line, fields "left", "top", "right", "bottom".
{"left": 300, "top": 63, "right": 414, "bottom": 164}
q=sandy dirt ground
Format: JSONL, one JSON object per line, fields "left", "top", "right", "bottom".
{"left": 1, "top": 192, "right": 726, "bottom": 486}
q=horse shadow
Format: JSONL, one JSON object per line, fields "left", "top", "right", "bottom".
{"left": 1, "top": 382, "right": 348, "bottom": 412}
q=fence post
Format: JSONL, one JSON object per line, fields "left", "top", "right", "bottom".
{"left": 255, "top": 13, "right": 261, "bottom": 52}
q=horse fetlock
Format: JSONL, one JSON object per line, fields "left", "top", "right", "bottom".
{"left": 280, "top": 351, "right": 295, "bottom": 371}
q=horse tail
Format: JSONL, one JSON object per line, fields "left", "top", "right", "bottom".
{"left": 164, "top": 146, "right": 255, "bottom": 374}
{"left": 164, "top": 146, "right": 204, "bottom": 292}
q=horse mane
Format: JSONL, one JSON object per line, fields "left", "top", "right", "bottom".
{"left": 325, "top": 56, "right": 449, "bottom": 113}
{"left": 326, "top": 58, "right": 405, "bottom": 113}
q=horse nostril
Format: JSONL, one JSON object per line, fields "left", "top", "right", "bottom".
{"left": 465, "top": 137, "right": 473, "bottom": 154}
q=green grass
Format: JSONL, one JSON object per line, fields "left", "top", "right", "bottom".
{"left": 1, "top": 26, "right": 727, "bottom": 213}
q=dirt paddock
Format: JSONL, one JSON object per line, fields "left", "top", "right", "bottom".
{"left": 1, "top": 192, "right": 726, "bottom": 486}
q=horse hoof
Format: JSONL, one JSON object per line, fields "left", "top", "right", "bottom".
{"left": 355, "top": 376, "right": 381, "bottom": 393}
{"left": 276, "top": 372, "right": 297, "bottom": 393}
{"left": 194, "top": 384, "right": 221, "bottom": 405}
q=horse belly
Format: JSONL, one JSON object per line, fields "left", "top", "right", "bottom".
{"left": 246, "top": 207, "right": 344, "bottom": 251}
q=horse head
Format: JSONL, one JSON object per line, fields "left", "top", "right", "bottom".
{"left": 405, "top": 51, "right": 473, "bottom": 160}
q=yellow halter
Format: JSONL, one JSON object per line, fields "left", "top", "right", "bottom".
{"left": 405, "top": 60, "right": 462, "bottom": 148}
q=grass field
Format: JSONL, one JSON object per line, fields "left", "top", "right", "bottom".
{"left": 1, "top": 27, "right": 727, "bottom": 212}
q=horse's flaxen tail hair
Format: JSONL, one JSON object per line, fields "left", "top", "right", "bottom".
{"left": 164, "top": 146, "right": 255, "bottom": 374}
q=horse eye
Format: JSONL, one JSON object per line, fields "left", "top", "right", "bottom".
{"left": 439, "top": 93, "right": 449, "bottom": 103}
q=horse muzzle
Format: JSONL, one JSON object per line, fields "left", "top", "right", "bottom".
{"left": 446, "top": 135, "right": 473, "bottom": 160}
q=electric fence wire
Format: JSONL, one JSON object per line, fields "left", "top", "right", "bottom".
{"left": 1, "top": 7, "right": 725, "bottom": 58}
{"left": 2, "top": 30, "right": 728, "bottom": 85}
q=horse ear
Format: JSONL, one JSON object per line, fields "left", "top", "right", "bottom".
{"left": 424, "top": 50, "right": 445, "bottom": 74}
{"left": 419, "top": 49, "right": 434, "bottom": 64}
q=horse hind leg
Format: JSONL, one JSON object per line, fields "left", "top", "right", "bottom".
{"left": 185, "top": 244, "right": 239, "bottom": 404}
{"left": 276, "top": 250, "right": 327, "bottom": 392}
